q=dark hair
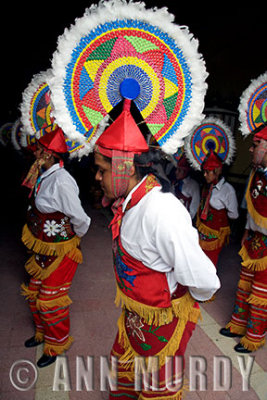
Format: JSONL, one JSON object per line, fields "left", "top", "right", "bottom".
{"left": 134, "top": 149, "right": 171, "bottom": 192}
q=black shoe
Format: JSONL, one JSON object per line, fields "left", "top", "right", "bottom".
{"left": 219, "top": 327, "right": 243, "bottom": 338}
{"left": 234, "top": 343, "right": 252, "bottom": 353}
{"left": 37, "top": 354, "right": 57, "bottom": 368}
{"left": 25, "top": 336, "right": 43, "bottom": 348}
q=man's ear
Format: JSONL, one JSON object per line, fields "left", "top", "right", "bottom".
{"left": 214, "top": 166, "right": 222, "bottom": 177}
{"left": 129, "top": 164, "right": 136, "bottom": 177}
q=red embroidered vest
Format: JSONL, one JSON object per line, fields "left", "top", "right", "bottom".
{"left": 245, "top": 170, "right": 267, "bottom": 229}
{"left": 111, "top": 174, "right": 195, "bottom": 326}
{"left": 21, "top": 202, "right": 80, "bottom": 259}
{"left": 196, "top": 185, "right": 230, "bottom": 251}
{"left": 26, "top": 204, "right": 76, "bottom": 243}
{"left": 239, "top": 170, "right": 267, "bottom": 270}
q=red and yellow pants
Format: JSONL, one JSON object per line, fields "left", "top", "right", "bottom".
{"left": 226, "top": 266, "right": 267, "bottom": 351}
{"left": 22, "top": 255, "right": 78, "bottom": 356}
{"left": 109, "top": 310, "right": 196, "bottom": 400}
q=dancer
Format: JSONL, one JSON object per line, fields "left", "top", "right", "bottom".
{"left": 220, "top": 72, "right": 267, "bottom": 352}
{"left": 21, "top": 127, "right": 91, "bottom": 367}
{"left": 184, "top": 117, "right": 238, "bottom": 267}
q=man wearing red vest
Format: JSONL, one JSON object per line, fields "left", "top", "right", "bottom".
{"left": 94, "top": 99, "right": 220, "bottom": 399}
{"left": 21, "top": 127, "right": 91, "bottom": 367}
{"left": 196, "top": 150, "right": 239, "bottom": 267}
{"left": 220, "top": 124, "right": 267, "bottom": 352}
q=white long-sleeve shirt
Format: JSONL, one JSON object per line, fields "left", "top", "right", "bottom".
{"left": 209, "top": 177, "right": 239, "bottom": 219}
{"left": 34, "top": 164, "right": 91, "bottom": 237}
{"left": 173, "top": 176, "right": 200, "bottom": 219}
{"left": 120, "top": 177, "right": 221, "bottom": 302}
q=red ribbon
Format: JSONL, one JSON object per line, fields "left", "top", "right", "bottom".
{"left": 200, "top": 183, "right": 214, "bottom": 221}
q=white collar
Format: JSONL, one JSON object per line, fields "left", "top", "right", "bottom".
{"left": 213, "top": 177, "right": 225, "bottom": 190}
{"left": 39, "top": 163, "right": 61, "bottom": 181}
{"left": 122, "top": 175, "right": 148, "bottom": 212}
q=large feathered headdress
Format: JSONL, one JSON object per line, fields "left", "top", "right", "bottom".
{"left": 48, "top": 0, "right": 208, "bottom": 155}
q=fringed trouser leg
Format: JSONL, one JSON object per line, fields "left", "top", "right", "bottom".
{"left": 22, "top": 255, "right": 78, "bottom": 355}
{"left": 109, "top": 319, "right": 196, "bottom": 400}
{"left": 226, "top": 266, "right": 267, "bottom": 351}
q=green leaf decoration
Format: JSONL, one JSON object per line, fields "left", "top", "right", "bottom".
{"left": 139, "top": 342, "right": 152, "bottom": 351}
{"left": 157, "top": 336, "right": 168, "bottom": 343}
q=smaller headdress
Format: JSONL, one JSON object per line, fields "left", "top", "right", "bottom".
{"left": 184, "top": 117, "right": 235, "bottom": 171}
{"left": 238, "top": 71, "right": 267, "bottom": 138}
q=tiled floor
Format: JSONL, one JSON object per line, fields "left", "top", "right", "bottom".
{"left": 1, "top": 189, "right": 266, "bottom": 399}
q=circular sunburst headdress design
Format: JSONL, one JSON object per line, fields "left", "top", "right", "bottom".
{"left": 20, "top": 70, "right": 99, "bottom": 157}
{"left": 184, "top": 117, "right": 235, "bottom": 170}
{"left": 20, "top": 69, "right": 57, "bottom": 137}
{"left": 239, "top": 71, "right": 267, "bottom": 136}
{"left": 48, "top": 0, "right": 208, "bottom": 155}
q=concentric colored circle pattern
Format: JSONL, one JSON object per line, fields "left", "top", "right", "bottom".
{"left": 190, "top": 123, "right": 229, "bottom": 168}
{"left": 30, "top": 83, "right": 55, "bottom": 132}
{"left": 64, "top": 20, "right": 192, "bottom": 147}
{"left": 247, "top": 82, "right": 267, "bottom": 131}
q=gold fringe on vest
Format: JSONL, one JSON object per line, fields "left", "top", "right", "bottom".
{"left": 21, "top": 224, "right": 81, "bottom": 257}
{"left": 115, "top": 285, "right": 200, "bottom": 326}
{"left": 116, "top": 292, "right": 200, "bottom": 372}
{"left": 239, "top": 246, "right": 267, "bottom": 272}
{"left": 196, "top": 217, "right": 230, "bottom": 251}
{"left": 24, "top": 247, "right": 83, "bottom": 281}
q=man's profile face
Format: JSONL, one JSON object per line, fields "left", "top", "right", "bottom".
{"left": 94, "top": 152, "right": 114, "bottom": 200}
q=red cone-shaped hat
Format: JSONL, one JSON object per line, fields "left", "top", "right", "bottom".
{"left": 38, "top": 126, "right": 68, "bottom": 154}
{"left": 202, "top": 150, "right": 223, "bottom": 170}
{"left": 96, "top": 100, "right": 149, "bottom": 153}
{"left": 254, "top": 124, "right": 267, "bottom": 141}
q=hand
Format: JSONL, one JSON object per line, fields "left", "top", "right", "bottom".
{"left": 241, "top": 229, "right": 249, "bottom": 246}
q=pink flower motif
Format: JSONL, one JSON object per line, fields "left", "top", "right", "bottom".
{"left": 126, "top": 312, "right": 145, "bottom": 342}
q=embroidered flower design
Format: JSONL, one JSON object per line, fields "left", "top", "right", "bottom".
{"left": 43, "top": 220, "right": 61, "bottom": 237}
{"left": 252, "top": 179, "right": 263, "bottom": 199}
{"left": 126, "top": 312, "right": 145, "bottom": 342}
{"left": 251, "top": 236, "right": 261, "bottom": 251}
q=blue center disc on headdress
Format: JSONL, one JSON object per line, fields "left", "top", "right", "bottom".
{"left": 120, "top": 78, "right": 141, "bottom": 100}
{"left": 206, "top": 139, "right": 216, "bottom": 150}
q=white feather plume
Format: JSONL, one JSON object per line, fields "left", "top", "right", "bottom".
{"left": 238, "top": 71, "right": 267, "bottom": 136}
{"left": 49, "top": 0, "right": 208, "bottom": 155}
